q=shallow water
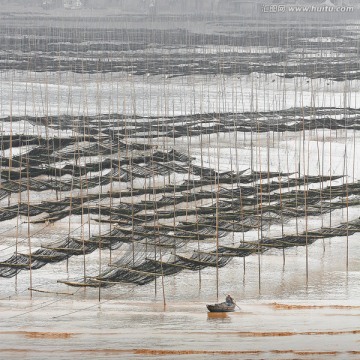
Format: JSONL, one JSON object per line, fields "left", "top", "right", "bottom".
{"left": 1, "top": 12, "right": 360, "bottom": 360}
{"left": 1, "top": 299, "right": 360, "bottom": 360}
{"left": 1, "top": 237, "right": 359, "bottom": 359}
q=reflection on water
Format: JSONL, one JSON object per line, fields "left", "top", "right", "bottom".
{"left": 207, "top": 312, "right": 231, "bottom": 323}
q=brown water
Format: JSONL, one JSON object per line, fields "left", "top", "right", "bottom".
{"left": 0, "top": 13, "right": 360, "bottom": 360}
{"left": 1, "top": 300, "right": 359, "bottom": 360}
{"left": 1, "top": 237, "right": 359, "bottom": 360}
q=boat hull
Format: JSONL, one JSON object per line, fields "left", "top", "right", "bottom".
{"left": 206, "top": 302, "right": 235, "bottom": 312}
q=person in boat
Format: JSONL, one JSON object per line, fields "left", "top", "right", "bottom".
{"left": 225, "top": 294, "right": 234, "bottom": 306}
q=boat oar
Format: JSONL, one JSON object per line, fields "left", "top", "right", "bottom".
{"left": 233, "top": 301, "right": 241, "bottom": 311}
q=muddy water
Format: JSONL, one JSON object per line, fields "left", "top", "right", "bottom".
{"left": 1, "top": 300, "right": 359, "bottom": 360}
{"left": 1, "top": 237, "right": 359, "bottom": 360}
{"left": 0, "top": 14, "right": 360, "bottom": 360}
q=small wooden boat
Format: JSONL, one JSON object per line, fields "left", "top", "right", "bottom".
{"left": 206, "top": 302, "right": 236, "bottom": 312}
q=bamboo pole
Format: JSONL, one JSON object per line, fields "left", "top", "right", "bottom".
{"left": 26, "top": 151, "right": 32, "bottom": 299}
{"left": 301, "top": 102, "right": 309, "bottom": 285}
